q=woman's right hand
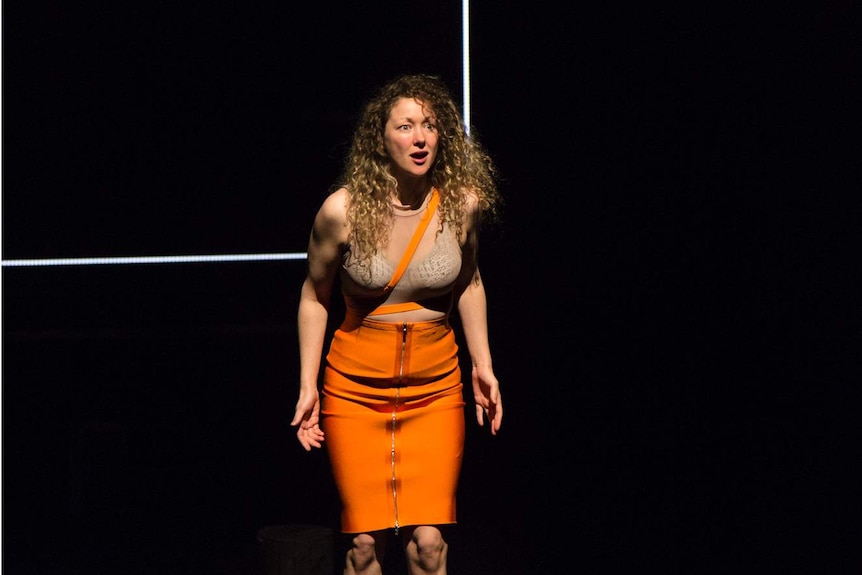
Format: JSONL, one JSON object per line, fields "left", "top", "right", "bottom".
{"left": 290, "top": 389, "right": 325, "bottom": 451}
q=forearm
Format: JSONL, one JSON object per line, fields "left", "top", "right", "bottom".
{"left": 297, "top": 281, "right": 330, "bottom": 392}
{"left": 457, "top": 277, "right": 493, "bottom": 370}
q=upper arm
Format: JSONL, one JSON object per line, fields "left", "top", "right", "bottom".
{"left": 453, "top": 193, "right": 483, "bottom": 300}
{"left": 304, "top": 189, "right": 349, "bottom": 304}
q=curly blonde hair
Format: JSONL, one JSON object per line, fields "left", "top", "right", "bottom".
{"left": 335, "top": 73, "right": 501, "bottom": 265}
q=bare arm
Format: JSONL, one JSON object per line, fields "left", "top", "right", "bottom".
{"left": 290, "top": 189, "right": 349, "bottom": 450}
{"left": 454, "top": 197, "right": 503, "bottom": 435}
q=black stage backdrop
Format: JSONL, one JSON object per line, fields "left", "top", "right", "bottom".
{"left": 3, "top": 2, "right": 858, "bottom": 574}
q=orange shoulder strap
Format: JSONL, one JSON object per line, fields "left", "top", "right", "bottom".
{"left": 382, "top": 189, "right": 439, "bottom": 294}
{"left": 367, "top": 301, "right": 425, "bottom": 316}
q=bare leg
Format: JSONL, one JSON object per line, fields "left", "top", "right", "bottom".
{"left": 344, "top": 531, "right": 387, "bottom": 575}
{"left": 403, "top": 526, "right": 448, "bottom": 575}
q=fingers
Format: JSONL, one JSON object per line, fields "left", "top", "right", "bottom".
{"left": 475, "top": 394, "right": 502, "bottom": 434}
{"left": 296, "top": 423, "right": 325, "bottom": 451}
{"left": 475, "top": 404, "right": 486, "bottom": 427}
{"left": 491, "top": 406, "right": 503, "bottom": 435}
{"left": 482, "top": 405, "right": 501, "bottom": 435}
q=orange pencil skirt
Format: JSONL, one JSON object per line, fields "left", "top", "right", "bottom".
{"left": 321, "top": 315, "right": 465, "bottom": 534}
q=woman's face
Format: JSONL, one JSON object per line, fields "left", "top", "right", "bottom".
{"left": 383, "top": 97, "right": 438, "bottom": 180}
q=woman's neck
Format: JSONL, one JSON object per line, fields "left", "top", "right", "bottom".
{"left": 391, "top": 181, "right": 432, "bottom": 209}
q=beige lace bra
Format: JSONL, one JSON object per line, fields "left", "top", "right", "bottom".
{"left": 340, "top": 190, "right": 462, "bottom": 316}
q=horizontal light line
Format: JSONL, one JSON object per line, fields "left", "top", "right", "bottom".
{"left": 6, "top": 324, "right": 294, "bottom": 341}
{"left": 1, "top": 252, "right": 308, "bottom": 267}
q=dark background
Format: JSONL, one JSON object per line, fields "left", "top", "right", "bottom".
{"left": 3, "top": 1, "right": 859, "bottom": 574}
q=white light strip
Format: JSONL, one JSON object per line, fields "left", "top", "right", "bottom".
{"left": 1, "top": 252, "right": 308, "bottom": 267}
{"left": 462, "top": 0, "right": 471, "bottom": 135}
{"left": 4, "top": 10, "right": 472, "bottom": 272}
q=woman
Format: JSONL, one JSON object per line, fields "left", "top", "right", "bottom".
{"left": 290, "top": 73, "right": 503, "bottom": 575}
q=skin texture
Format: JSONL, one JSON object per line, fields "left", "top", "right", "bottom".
{"left": 383, "top": 98, "right": 439, "bottom": 200}
{"left": 290, "top": 74, "right": 502, "bottom": 575}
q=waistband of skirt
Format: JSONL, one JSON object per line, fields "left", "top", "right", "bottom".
{"left": 342, "top": 314, "right": 451, "bottom": 332}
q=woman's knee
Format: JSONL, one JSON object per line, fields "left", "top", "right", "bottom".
{"left": 347, "top": 533, "right": 379, "bottom": 571}
{"left": 406, "top": 526, "right": 447, "bottom": 570}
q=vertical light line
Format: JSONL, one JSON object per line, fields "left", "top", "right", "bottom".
{"left": 3, "top": 8, "right": 477, "bottom": 270}
{"left": 462, "top": 0, "right": 471, "bottom": 135}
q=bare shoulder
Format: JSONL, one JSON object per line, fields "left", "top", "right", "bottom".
{"left": 461, "top": 189, "right": 483, "bottom": 226}
{"left": 318, "top": 188, "right": 349, "bottom": 220}
{"left": 312, "top": 188, "right": 349, "bottom": 242}
{"left": 449, "top": 189, "right": 480, "bottom": 248}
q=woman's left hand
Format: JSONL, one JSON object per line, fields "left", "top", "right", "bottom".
{"left": 472, "top": 365, "right": 502, "bottom": 435}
